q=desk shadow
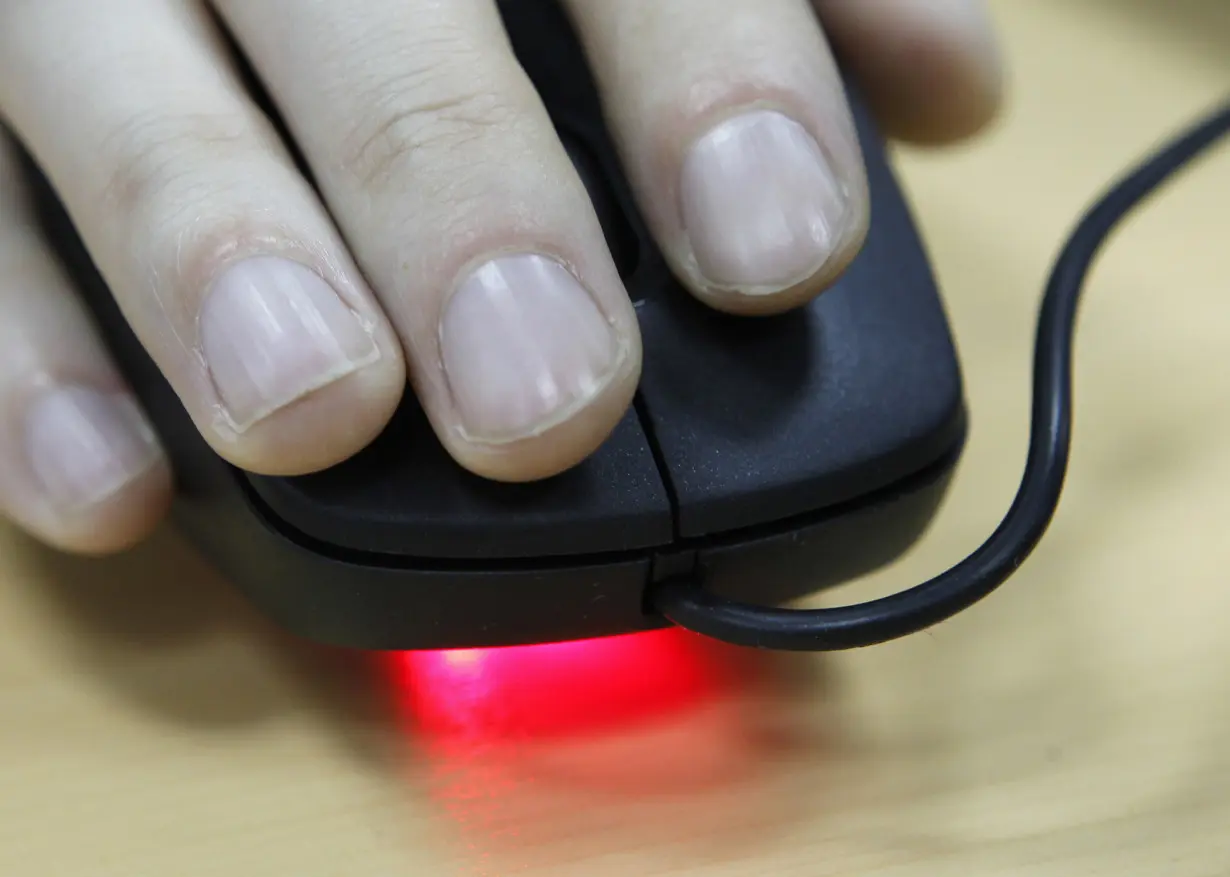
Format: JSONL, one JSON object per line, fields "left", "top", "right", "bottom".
{"left": 382, "top": 631, "right": 837, "bottom": 873}
{"left": 12, "top": 523, "right": 396, "bottom": 766}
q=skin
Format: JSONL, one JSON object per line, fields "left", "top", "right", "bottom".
{"left": 0, "top": 0, "right": 1002, "bottom": 556}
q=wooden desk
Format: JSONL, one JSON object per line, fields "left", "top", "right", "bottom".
{"left": 2, "top": 2, "right": 1228, "bottom": 874}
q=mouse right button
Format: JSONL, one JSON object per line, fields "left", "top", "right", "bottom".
{"left": 633, "top": 90, "right": 966, "bottom": 539}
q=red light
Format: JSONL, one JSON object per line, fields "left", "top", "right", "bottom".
{"left": 383, "top": 630, "right": 804, "bottom": 868}
{"left": 386, "top": 628, "right": 748, "bottom": 740}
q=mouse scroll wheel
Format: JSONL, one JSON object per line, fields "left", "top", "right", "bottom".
{"left": 561, "top": 132, "right": 640, "bottom": 280}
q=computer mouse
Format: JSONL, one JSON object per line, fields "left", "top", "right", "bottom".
{"left": 18, "top": 0, "right": 966, "bottom": 651}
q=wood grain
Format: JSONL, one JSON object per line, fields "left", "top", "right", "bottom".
{"left": 2, "top": 2, "right": 1229, "bottom": 874}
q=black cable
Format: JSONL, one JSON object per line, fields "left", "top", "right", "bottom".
{"left": 651, "top": 99, "right": 1230, "bottom": 651}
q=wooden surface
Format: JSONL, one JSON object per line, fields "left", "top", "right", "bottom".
{"left": 3, "top": 2, "right": 1229, "bottom": 874}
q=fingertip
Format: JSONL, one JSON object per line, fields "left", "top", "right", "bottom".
{"left": 7, "top": 385, "right": 174, "bottom": 557}
{"left": 563, "top": 0, "right": 874, "bottom": 318}
{"left": 368, "top": 245, "right": 642, "bottom": 483}
{"left": 818, "top": 0, "right": 1005, "bottom": 145}
{"left": 0, "top": 137, "right": 173, "bottom": 556}
{"left": 684, "top": 188, "right": 871, "bottom": 319}
{"left": 859, "top": 34, "right": 1004, "bottom": 146}
{"left": 446, "top": 356, "right": 641, "bottom": 483}
{"left": 202, "top": 352, "right": 408, "bottom": 477}
{"left": 186, "top": 252, "right": 409, "bottom": 477}
{"left": 40, "top": 457, "right": 175, "bottom": 557}
{"left": 674, "top": 107, "right": 870, "bottom": 314}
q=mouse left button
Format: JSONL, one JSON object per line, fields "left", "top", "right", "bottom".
{"left": 242, "top": 401, "right": 675, "bottom": 561}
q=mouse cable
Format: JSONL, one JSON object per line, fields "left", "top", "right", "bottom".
{"left": 650, "top": 98, "right": 1230, "bottom": 651}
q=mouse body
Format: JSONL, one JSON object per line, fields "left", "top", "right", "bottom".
{"left": 20, "top": 0, "right": 966, "bottom": 650}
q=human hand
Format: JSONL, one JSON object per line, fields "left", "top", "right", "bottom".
{"left": 0, "top": 0, "right": 1000, "bottom": 555}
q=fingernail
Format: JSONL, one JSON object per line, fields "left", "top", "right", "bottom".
{"left": 200, "top": 256, "right": 381, "bottom": 431}
{"left": 440, "top": 253, "right": 622, "bottom": 443}
{"left": 25, "top": 386, "right": 162, "bottom": 512}
{"left": 680, "top": 110, "right": 851, "bottom": 293}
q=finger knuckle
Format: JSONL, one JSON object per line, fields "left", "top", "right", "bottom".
{"left": 98, "top": 110, "right": 260, "bottom": 217}
{"left": 337, "top": 63, "right": 520, "bottom": 190}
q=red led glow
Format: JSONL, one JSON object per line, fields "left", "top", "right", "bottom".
{"left": 387, "top": 628, "right": 748, "bottom": 740}
{"left": 385, "top": 630, "right": 798, "bottom": 866}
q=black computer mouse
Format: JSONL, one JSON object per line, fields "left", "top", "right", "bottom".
{"left": 19, "top": 0, "right": 966, "bottom": 651}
